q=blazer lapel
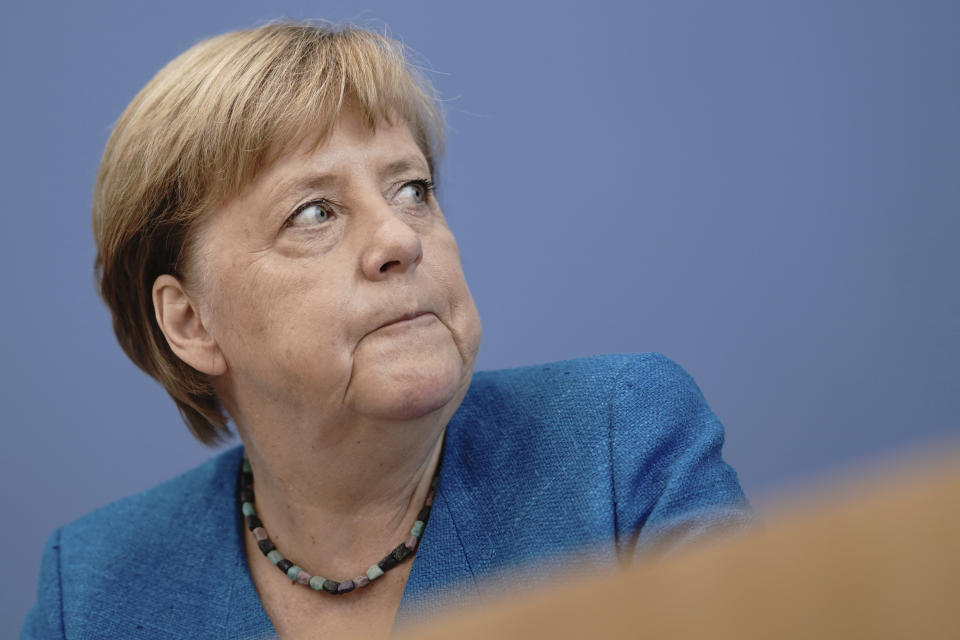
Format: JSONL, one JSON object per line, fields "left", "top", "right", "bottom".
{"left": 394, "top": 470, "right": 480, "bottom": 628}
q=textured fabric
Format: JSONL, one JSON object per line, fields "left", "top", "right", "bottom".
{"left": 23, "top": 353, "right": 750, "bottom": 639}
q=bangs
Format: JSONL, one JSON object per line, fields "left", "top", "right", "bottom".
{"left": 190, "top": 23, "right": 443, "bottom": 207}
{"left": 111, "top": 22, "right": 444, "bottom": 224}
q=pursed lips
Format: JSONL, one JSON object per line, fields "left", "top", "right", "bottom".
{"left": 373, "top": 310, "right": 434, "bottom": 333}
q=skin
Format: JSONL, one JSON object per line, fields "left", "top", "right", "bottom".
{"left": 152, "top": 106, "right": 482, "bottom": 637}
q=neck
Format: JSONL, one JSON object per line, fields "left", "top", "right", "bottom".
{"left": 229, "top": 399, "right": 457, "bottom": 580}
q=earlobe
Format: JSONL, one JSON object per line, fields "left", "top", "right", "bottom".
{"left": 152, "top": 274, "right": 227, "bottom": 376}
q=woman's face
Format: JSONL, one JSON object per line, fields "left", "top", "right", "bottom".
{"left": 189, "top": 107, "right": 481, "bottom": 429}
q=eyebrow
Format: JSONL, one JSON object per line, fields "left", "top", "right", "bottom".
{"left": 270, "top": 173, "right": 340, "bottom": 208}
{"left": 268, "top": 153, "right": 431, "bottom": 209}
{"left": 378, "top": 155, "right": 431, "bottom": 179}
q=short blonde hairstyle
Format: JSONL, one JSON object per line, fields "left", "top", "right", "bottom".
{"left": 93, "top": 22, "right": 445, "bottom": 444}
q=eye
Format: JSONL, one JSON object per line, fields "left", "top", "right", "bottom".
{"left": 286, "top": 200, "right": 334, "bottom": 229}
{"left": 395, "top": 179, "right": 434, "bottom": 207}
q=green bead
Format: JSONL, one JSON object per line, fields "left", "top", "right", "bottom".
{"left": 287, "top": 566, "right": 302, "bottom": 581}
{"left": 267, "top": 550, "right": 283, "bottom": 565}
{"left": 366, "top": 564, "right": 384, "bottom": 581}
{"left": 309, "top": 576, "right": 326, "bottom": 590}
{"left": 242, "top": 459, "right": 252, "bottom": 473}
{"left": 411, "top": 520, "right": 425, "bottom": 537}
{"left": 241, "top": 502, "right": 256, "bottom": 517}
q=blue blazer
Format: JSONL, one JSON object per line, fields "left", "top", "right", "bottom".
{"left": 23, "top": 354, "right": 750, "bottom": 638}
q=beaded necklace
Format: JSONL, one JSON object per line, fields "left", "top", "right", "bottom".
{"left": 237, "top": 456, "right": 438, "bottom": 594}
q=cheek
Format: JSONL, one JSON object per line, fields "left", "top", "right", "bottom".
{"left": 204, "top": 260, "right": 274, "bottom": 339}
{"left": 206, "top": 258, "right": 339, "bottom": 359}
{"left": 429, "top": 236, "right": 482, "bottom": 357}
{"left": 208, "top": 272, "right": 359, "bottom": 408}
{"left": 455, "top": 288, "right": 483, "bottom": 362}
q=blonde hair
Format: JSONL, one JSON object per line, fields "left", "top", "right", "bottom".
{"left": 93, "top": 22, "right": 445, "bottom": 444}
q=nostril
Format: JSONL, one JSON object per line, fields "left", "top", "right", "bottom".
{"left": 379, "top": 260, "right": 400, "bottom": 273}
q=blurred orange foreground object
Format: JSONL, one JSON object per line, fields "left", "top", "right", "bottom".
{"left": 396, "top": 445, "right": 960, "bottom": 640}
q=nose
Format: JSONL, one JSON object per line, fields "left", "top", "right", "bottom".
{"left": 360, "top": 206, "right": 423, "bottom": 281}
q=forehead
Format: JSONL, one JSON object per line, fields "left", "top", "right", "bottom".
{"left": 195, "top": 109, "right": 430, "bottom": 241}
{"left": 219, "top": 110, "right": 426, "bottom": 218}
{"left": 269, "top": 109, "right": 429, "bottom": 181}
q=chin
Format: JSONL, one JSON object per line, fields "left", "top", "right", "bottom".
{"left": 346, "top": 350, "right": 469, "bottom": 421}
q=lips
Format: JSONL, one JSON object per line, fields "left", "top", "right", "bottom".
{"left": 375, "top": 311, "right": 433, "bottom": 331}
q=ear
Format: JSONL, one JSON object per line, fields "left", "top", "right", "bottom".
{"left": 152, "top": 274, "right": 227, "bottom": 376}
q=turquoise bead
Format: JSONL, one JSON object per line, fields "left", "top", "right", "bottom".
{"left": 242, "top": 459, "right": 252, "bottom": 473}
{"left": 267, "top": 550, "right": 283, "bottom": 565}
{"left": 287, "top": 565, "right": 302, "bottom": 581}
{"left": 411, "top": 520, "right": 425, "bottom": 537}
{"left": 241, "top": 502, "right": 256, "bottom": 517}
{"left": 366, "top": 564, "right": 384, "bottom": 581}
{"left": 309, "top": 576, "right": 326, "bottom": 591}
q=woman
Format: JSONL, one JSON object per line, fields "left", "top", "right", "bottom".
{"left": 24, "top": 22, "right": 749, "bottom": 639}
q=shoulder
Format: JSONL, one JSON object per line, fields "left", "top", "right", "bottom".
{"left": 468, "top": 351, "right": 675, "bottom": 386}
{"left": 462, "top": 352, "right": 680, "bottom": 411}
{"left": 439, "top": 353, "right": 748, "bottom": 570}
{"left": 436, "top": 354, "right": 708, "bottom": 566}
{"left": 60, "top": 445, "right": 242, "bottom": 552}
{"left": 24, "top": 446, "right": 251, "bottom": 639}
{"left": 448, "top": 354, "right": 650, "bottom": 473}
{"left": 456, "top": 352, "right": 698, "bottom": 438}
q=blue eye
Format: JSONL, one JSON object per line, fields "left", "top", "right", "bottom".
{"left": 396, "top": 179, "right": 434, "bottom": 207}
{"left": 287, "top": 201, "right": 332, "bottom": 228}
{"left": 400, "top": 183, "right": 425, "bottom": 204}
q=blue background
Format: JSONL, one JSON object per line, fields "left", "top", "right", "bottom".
{"left": 2, "top": 0, "right": 958, "bottom": 633}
